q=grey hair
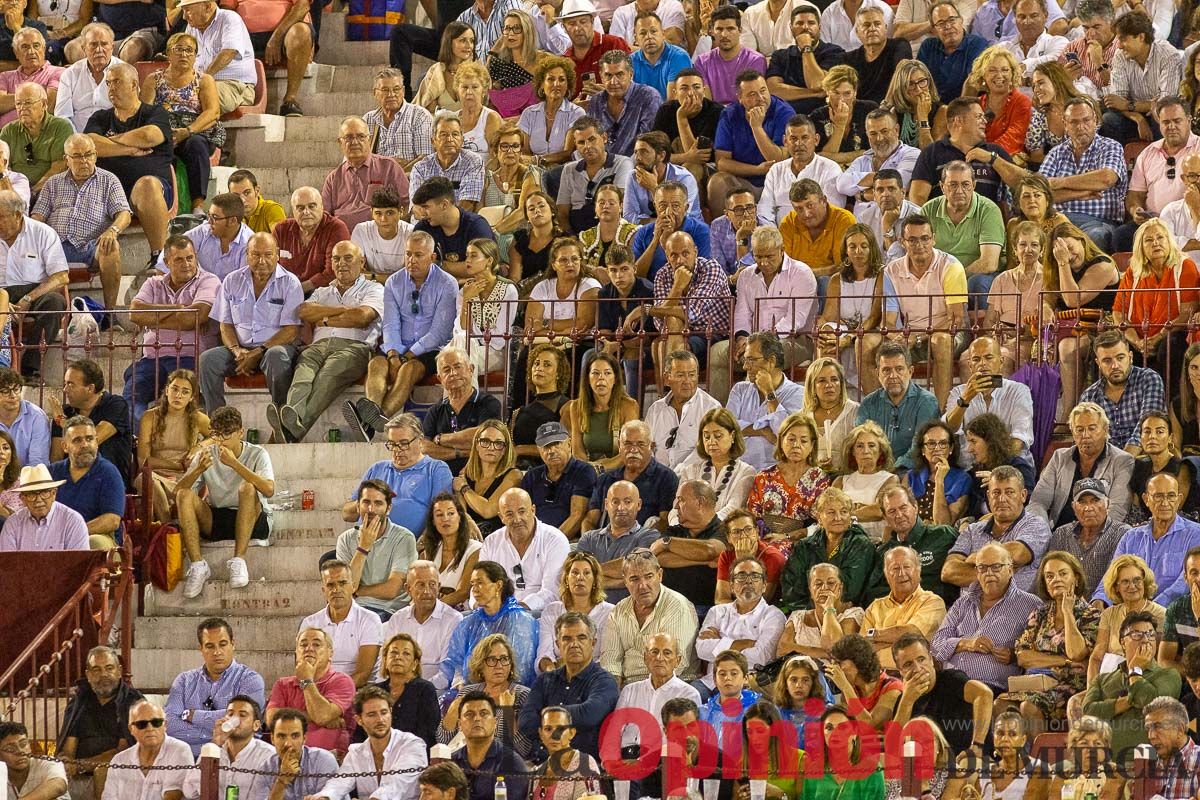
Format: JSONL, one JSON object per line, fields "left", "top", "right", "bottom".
{"left": 0, "top": 190, "right": 24, "bottom": 214}
{"left": 106, "top": 61, "right": 138, "bottom": 85}
{"left": 433, "top": 110, "right": 463, "bottom": 131}
{"left": 408, "top": 230, "right": 436, "bottom": 254}
{"left": 86, "top": 645, "right": 121, "bottom": 665}
{"left": 14, "top": 82, "right": 46, "bottom": 103}
{"left": 339, "top": 115, "right": 368, "bottom": 131}
{"left": 80, "top": 21, "right": 114, "bottom": 41}
{"left": 750, "top": 226, "right": 783, "bottom": 252}
{"left": 620, "top": 419, "right": 651, "bottom": 442}
{"left": 808, "top": 562, "right": 842, "bottom": 583}
{"left": 436, "top": 346, "right": 471, "bottom": 371}
{"left": 598, "top": 49, "right": 633, "bottom": 69}
{"left": 1076, "top": 0, "right": 1115, "bottom": 21}
{"left": 667, "top": 349, "right": 699, "bottom": 368}
{"left": 1069, "top": 402, "right": 1110, "bottom": 429}
{"left": 622, "top": 548, "right": 661, "bottom": 573}
{"left": 383, "top": 411, "right": 424, "bottom": 437}
{"left": 295, "top": 626, "right": 334, "bottom": 649}
{"left": 989, "top": 464, "right": 1024, "bottom": 486}
{"left": 554, "top": 610, "right": 596, "bottom": 638}
{"left": 374, "top": 67, "right": 404, "bottom": 83}
{"left": 1144, "top": 697, "right": 1189, "bottom": 729}
{"left": 942, "top": 159, "right": 973, "bottom": 178}
{"left": 884, "top": 546, "right": 920, "bottom": 567}
{"left": 679, "top": 479, "right": 718, "bottom": 508}
{"left": 12, "top": 27, "right": 44, "bottom": 46}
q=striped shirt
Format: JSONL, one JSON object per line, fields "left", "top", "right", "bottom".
{"left": 1110, "top": 39, "right": 1183, "bottom": 104}
{"left": 409, "top": 149, "right": 485, "bottom": 206}
{"left": 32, "top": 166, "right": 129, "bottom": 247}
{"left": 930, "top": 580, "right": 1044, "bottom": 689}
{"left": 457, "top": 0, "right": 524, "bottom": 60}
{"left": 364, "top": 103, "right": 434, "bottom": 163}
{"left": 599, "top": 585, "right": 700, "bottom": 686}
{"left": 1040, "top": 133, "right": 1128, "bottom": 223}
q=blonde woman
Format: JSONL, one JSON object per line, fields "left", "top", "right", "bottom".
{"left": 812, "top": 65, "right": 873, "bottom": 165}
{"left": 803, "top": 357, "right": 860, "bottom": 471}
{"left": 881, "top": 60, "right": 948, "bottom": 148}
{"left": 780, "top": 487, "right": 881, "bottom": 610}
{"left": 487, "top": 9, "right": 548, "bottom": 118}
{"left": 535, "top": 551, "right": 613, "bottom": 672}
{"left": 832, "top": 422, "right": 898, "bottom": 542}
{"left": 671, "top": 408, "right": 757, "bottom": 523}
{"left": 455, "top": 61, "right": 501, "bottom": 155}
{"left": 452, "top": 421, "right": 522, "bottom": 536}
{"left": 1087, "top": 555, "right": 1163, "bottom": 683}
{"left": 746, "top": 412, "right": 832, "bottom": 546}
{"left": 966, "top": 46, "right": 1031, "bottom": 155}
{"left": 1113, "top": 217, "right": 1199, "bottom": 382}
{"left": 438, "top": 633, "right": 533, "bottom": 755}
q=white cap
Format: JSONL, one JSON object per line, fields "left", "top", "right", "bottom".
{"left": 560, "top": 0, "right": 598, "bottom": 19}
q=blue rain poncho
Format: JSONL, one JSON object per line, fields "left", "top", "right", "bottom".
{"left": 439, "top": 596, "right": 540, "bottom": 687}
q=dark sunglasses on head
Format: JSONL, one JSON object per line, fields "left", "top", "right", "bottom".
{"left": 132, "top": 718, "right": 165, "bottom": 730}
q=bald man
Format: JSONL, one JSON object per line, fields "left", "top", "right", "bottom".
{"left": 1160, "top": 152, "right": 1200, "bottom": 261}
{"left": 199, "top": 232, "right": 304, "bottom": 414}
{"left": 321, "top": 116, "right": 409, "bottom": 230}
{"left": 273, "top": 185, "right": 351, "bottom": 295}
{"left": 102, "top": 700, "right": 194, "bottom": 800}
{"left": 1, "top": 82, "right": 69, "bottom": 191}
{"left": 268, "top": 240, "right": 384, "bottom": 443}
{"left": 478, "top": 488, "right": 571, "bottom": 617}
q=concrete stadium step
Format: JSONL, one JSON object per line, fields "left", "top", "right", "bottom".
{"left": 263, "top": 63, "right": 336, "bottom": 106}
{"left": 260, "top": 441, "right": 379, "bottom": 480}
{"left": 300, "top": 91, "right": 378, "bottom": 117}
{"left": 244, "top": 166, "right": 339, "bottom": 207}
{"left": 137, "top": 614, "right": 312, "bottom": 652}
{"left": 144, "top": 576, "right": 326, "bottom": 617}
{"left": 193, "top": 541, "right": 331, "bottom": 581}
{"left": 133, "top": 647, "right": 301, "bottom": 691}
{"left": 232, "top": 118, "right": 347, "bottom": 168}
{"left": 330, "top": 64, "right": 391, "bottom": 93}
{"left": 270, "top": 478, "right": 368, "bottom": 512}
{"left": 272, "top": 508, "right": 347, "bottom": 540}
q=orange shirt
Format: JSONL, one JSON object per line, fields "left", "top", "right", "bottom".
{"left": 779, "top": 205, "right": 855, "bottom": 269}
{"left": 983, "top": 90, "right": 1033, "bottom": 155}
{"left": 1114, "top": 258, "right": 1200, "bottom": 337}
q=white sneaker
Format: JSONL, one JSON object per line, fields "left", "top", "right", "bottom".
{"left": 182, "top": 560, "right": 211, "bottom": 598}
{"left": 227, "top": 556, "right": 249, "bottom": 589}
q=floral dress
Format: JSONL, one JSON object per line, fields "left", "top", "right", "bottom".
{"left": 1004, "top": 599, "right": 1101, "bottom": 720}
{"left": 153, "top": 71, "right": 226, "bottom": 148}
{"left": 746, "top": 465, "right": 831, "bottom": 550}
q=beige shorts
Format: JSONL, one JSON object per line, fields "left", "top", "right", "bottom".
{"left": 214, "top": 80, "right": 256, "bottom": 113}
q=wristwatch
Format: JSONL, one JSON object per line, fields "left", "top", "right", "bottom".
{"left": 766, "top": 392, "right": 778, "bottom": 403}
{"left": 918, "top": 121, "right": 931, "bottom": 129}
{"left": 957, "top": 397, "right": 970, "bottom": 408}
{"left": 298, "top": 678, "right": 315, "bottom": 690}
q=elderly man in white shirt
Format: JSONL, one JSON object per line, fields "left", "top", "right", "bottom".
{"left": 181, "top": 697, "right": 275, "bottom": 800}
{"left": 998, "top": 0, "right": 1068, "bottom": 82}
{"left": 102, "top": 701, "right": 194, "bottom": 800}
{"left": 0, "top": 140, "right": 31, "bottom": 209}
{"left": 943, "top": 335, "right": 1035, "bottom": 467}
{"left": 835, "top": 108, "right": 920, "bottom": 202}
{"left": 693, "top": 556, "right": 786, "bottom": 699}
{"left": 56, "top": 23, "right": 120, "bottom": 131}
{"left": 709, "top": 226, "right": 817, "bottom": 404}
{"left": 381, "top": 561, "right": 463, "bottom": 690}
{"left": 308, "top": 686, "right": 426, "bottom": 800}
{"left": 820, "top": 0, "right": 892, "bottom": 49}
{"left": 1161, "top": 151, "right": 1200, "bottom": 263}
{"left": 300, "top": 560, "right": 384, "bottom": 687}
{"left": 760, "top": 114, "right": 845, "bottom": 224}
{"left": 645, "top": 350, "right": 721, "bottom": 469}
{"left": 180, "top": 0, "right": 258, "bottom": 114}
{"left": 479, "top": 488, "right": 570, "bottom": 617}
{"left": 614, "top": 632, "right": 701, "bottom": 752}
{"left": 0, "top": 189, "right": 67, "bottom": 379}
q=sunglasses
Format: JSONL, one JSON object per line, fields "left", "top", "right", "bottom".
{"left": 132, "top": 718, "right": 165, "bottom": 730}
{"left": 1167, "top": 155, "right": 1177, "bottom": 180}
{"left": 665, "top": 426, "right": 679, "bottom": 450}
{"left": 410, "top": 288, "right": 420, "bottom": 315}
{"left": 513, "top": 563, "right": 525, "bottom": 590}
{"left": 23, "top": 142, "right": 33, "bottom": 163}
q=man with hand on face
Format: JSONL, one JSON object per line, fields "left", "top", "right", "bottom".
{"left": 308, "top": 686, "right": 427, "bottom": 800}
{"left": 711, "top": 184, "right": 759, "bottom": 278}
{"left": 520, "top": 421, "right": 597, "bottom": 539}
{"left": 650, "top": 69, "right": 720, "bottom": 179}
{"left": 1160, "top": 549, "right": 1200, "bottom": 672}
{"left": 102, "top": 701, "right": 193, "bottom": 800}
{"left": 630, "top": 12, "right": 691, "bottom": 101}
{"left": 892, "top": 632, "right": 993, "bottom": 759}
{"left": 266, "top": 628, "right": 357, "bottom": 756}
{"left": 586, "top": 50, "right": 661, "bottom": 158}
{"left": 910, "top": 97, "right": 1014, "bottom": 207}
{"left": 335, "top": 479, "right": 417, "bottom": 621}
{"left": 1084, "top": 612, "right": 1180, "bottom": 757}
{"left": 645, "top": 230, "right": 730, "bottom": 380}
{"left": 624, "top": 130, "right": 700, "bottom": 225}
{"left": 253, "top": 710, "right": 339, "bottom": 800}
{"left": 727, "top": 331, "right": 806, "bottom": 470}
{"left": 943, "top": 335, "right": 1034, "bottom": 466}
{"left": 631, "top": 182, "right": 712, "bottom": 281}
{"left": 198, "top": 232, "right": 302, "bottom": 415}
{"left": 766, "top": 4, "right": 845, "bottom": 116}
{"left": 837, "top": 108, "right": 920, "bottom": 204}
{"left": 855, "top": 169, "right": 921, "bottom": 259}
{"left": 761, "top": 113, "right": 845, "bottom": 224}
{"left": 410, "top": 177, "right": 492, "bottom": 278}
{"left": 712, "top": 70, "right": 790, "bottom": 198}
{"left": 180, "top": 696, "right": 274, "bottom": 800}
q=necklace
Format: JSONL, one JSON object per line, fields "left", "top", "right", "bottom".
{"left": 702, "top": 461, "right": 736, "bottom": 500}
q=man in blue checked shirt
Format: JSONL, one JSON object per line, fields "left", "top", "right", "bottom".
{"left": 164, "top": 617, "right": 266, "bottom": 757}
{"left": 345, "top": 231, "right": 456, "bottom": 443}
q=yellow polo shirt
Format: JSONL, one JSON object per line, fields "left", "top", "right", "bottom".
{"left": 862, "top": 587, "right": 947, "bottom": 669}
{"left": 779, "top": 205, "right": 856, "bottom": 269}
{"left": 245, "top": 196, "right": 286, "bottom": 234}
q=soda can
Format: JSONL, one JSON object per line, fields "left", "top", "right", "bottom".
{"left": 225, "top": 787, "right": 239, "bottom": 800}
{"left": 301, "top": 489, "right": 315, "bottom": 511}
{"left": 328, "top": 428, "right": 342, "bottom": 443}
{"left": 246, "top": 428, "right": 259, "bottom": 444}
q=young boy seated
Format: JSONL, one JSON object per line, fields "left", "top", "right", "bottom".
{"left": 176, "top": 405, "right": 276, "bottom": 599}
{"left": 698, "top": 650, "right": 760, "bottom": 745}
{"left": 595, "top": 244, "right": 653, "bottom": 397}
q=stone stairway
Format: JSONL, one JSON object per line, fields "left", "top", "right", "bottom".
{"left": 132, "top": 443, "right": 382, "bottom": 692}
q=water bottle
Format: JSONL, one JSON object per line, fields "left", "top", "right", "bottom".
{"left": 225, "top": 787, "right": 239, "bottom": 800}
{"left": 495, "top": 776, "right": 507, "bottom": 800}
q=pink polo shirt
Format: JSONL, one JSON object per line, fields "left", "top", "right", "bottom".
{"left": 884, "top": 248, "right": 968, "bottom": 330}
{"left": 0, "top": 63, "right": 64, "bottom": 126}
{"left": 133, "top": 270, "right": 222, "bottom": 360}
{"left": 267, "top": 670, "right": 357, "bottom": 756}
{"left": 1130, "top": 134, "right": 1200, "bottom": 215}
{"left": 320, "top": 153, "right": 410, "bottom": 230}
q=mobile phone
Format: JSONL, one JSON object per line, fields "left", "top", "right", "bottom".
{"left": 989, "top": 374, "right": 1004, "bottom": 389}
{"left": 582, "top": 71, "right": 595, "bottom": 84}
{"left": 697, "top": 135, "right": 713, "bottom": 150}
{"left": 1065, "top": 52, "right": 1080, "bottom": 63}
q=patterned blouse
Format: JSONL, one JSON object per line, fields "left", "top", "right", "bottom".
{"left": 530, "top": 752, "right": 602, "bottom": 800}
{"left": 746, "top": 465, "right": 831, "bottom": 535}
{"left": 488, "top": 52, "right": 535, "bottom": 89}
{"left": 1007, "top": 599, "right": 1102, "bottom": 718}
{"left": 152, "top": 70, "right": 226, "bottom": 148}
{"left": 1025, "top": 107, "right": 1066, "bottom": 158}
{"left": 580, "top": 219, "right": 639, "bottom": 268}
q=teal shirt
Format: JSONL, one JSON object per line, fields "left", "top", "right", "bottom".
{"left": 856, "top": 382, "right": 941, "bottom": 470}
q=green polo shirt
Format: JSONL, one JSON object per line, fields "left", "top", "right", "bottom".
{"left": 1, "top": 113, "right": 72, "bottom": 185}
{"left": 878, "top": 518, "right": 961, "bottom": 607}
{"left": 922, "top": 192, "right": 1006, "bottom": 272}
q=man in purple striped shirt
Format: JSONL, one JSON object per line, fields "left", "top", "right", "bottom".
{"left": 0, "top": 464, "right": 89, "bottom": 551}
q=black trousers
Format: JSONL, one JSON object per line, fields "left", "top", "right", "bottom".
{"left": 8, "top": 282, "right": 66, "bottom": 377}
{"left": 389, "top": 23, "right": 440, "bottom": 97}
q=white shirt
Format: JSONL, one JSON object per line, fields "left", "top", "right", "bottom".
{"left": 188, "top": 9, "right": 257, "bottom": 85}
{"left": 615, "top": 675, "right": 701, "bottom": 747}
{"left": 610, "top": 0, "right": 686, "bottom": 42}
{"left": 645, "top": 388, "right": 722, "bottom": 469}
{"left": 669, "top": 458, "right": 758, "bottom": 524}
{"left": 999, "top": 31, "right": 1070, "bottom": 78}
{"left": 1162, "top": 197, "right": 1200, "bottom": 263}
{"left": 182, "top": 738, "right": 275, "bottom": 800}
{"left": 7, "top": 753, "right": 67, "bottom": 800}
{"left": 695, "top": 598, "right": 787, "bottom": 689}
{"left": 732, "top": 255, "right": 819, "bottom": 336}
{"left": 0, "top": 216, "right": 67, "bottom": 286}
{"left": 300, "top": 601, "right": 384, "bottom": 683}
{"left": 759, "top": 155, "right": 846, "bottom": 224}
{"left": 537, "top": 600, "right": 615, "bottom": 662}
{"left": 819, "top": 0, "right": 892, "bottom": 49}
{"left": 314, "top": 729, "right": 427, "bottom": 800}
{"left": 351, "top": 220, "right": 413, "bottom": 275}
{"left": 1, "top": 171, "right": 30, "bottom": 211}
{"left": 382, "top": 600, "right": 463, "bottom": 691}
{"left": 307, "top": 275, "right": 386, "bottom": 346}
{"left": 943, "top": 378, "right": 1036, "bottom": 466}
{"left": 856, "top": 199, "right": 921, "bottom": 260}
{"left": 55, "top": 55, "right": 122, "bottom": 131}
{"left": 102, "top": 738, "right": 194, "bottom": 800}
{"left": 478, "top": 521, "right": 570, "bottom": 616}
{"left": 529, "top": 276, "right": 601, "bottom": 320}
{"left": 742, "top": 0, "right": 803, "bottom": 54}
{"left": 835, "top": 143, "right": 922, "bottom": 199}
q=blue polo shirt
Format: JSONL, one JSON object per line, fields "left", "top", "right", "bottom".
{"left": 352, "top": 456, "right": 454, "bottom": 533}
{"left": 629, "top": 214, "right": 713, "bottom": 280}
{"left": 519, "top": 458, "right": 598, "bottom": 530}
{"left": 588, "top": 459, "right": 679, "bottom": 524}
{"left": 631, "top": 44, "right": 693, "bottom": 100}
{"left": 48, "top": 455, "right": 125, "bottom": 544}
{"left": 917, "top": 33, "right": 989, "bottom": 101}
{"left": 713, "top": 95, "right": 793, "bottom": 187}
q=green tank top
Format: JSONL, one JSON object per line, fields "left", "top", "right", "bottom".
{"left": 582, "top": 407, "right": 616, "bottom": 461}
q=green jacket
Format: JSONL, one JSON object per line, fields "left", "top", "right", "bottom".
{"left": 780, "top": 523, "right": 884, "bottom": 614}
{"left": 877, "top": 519, "right": 961, "bottom": 607}
{"left": 1082, "top": 661, "right": 1181, "bottom": 758}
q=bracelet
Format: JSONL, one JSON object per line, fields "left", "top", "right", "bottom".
{"left": 356, "top": 546, "right": 369, "bottom": 556}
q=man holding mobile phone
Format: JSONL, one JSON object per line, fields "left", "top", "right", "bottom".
{"left": 942, "top": 335, "right": 1034, "bottom": 469}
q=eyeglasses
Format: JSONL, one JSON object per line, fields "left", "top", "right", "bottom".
{"left": 1149, "top": 492, "right": 1180, "bottom": 502}
{"left": 932, "top": 15, "right": 961, "bottom": 27}
{"left": 1167, "top": 155, "right": 1177, "bottom": 181}
{"left": 484, "top": 655, "right": 512, "bottom": 666}
{"left": 728, "top": 204, "right": 756, "bottom": 215}
{"left": 497, "top": 142, "right": 522, "bottom": 151}
{"left": 502, "top": 24, "right": 522, "bottom": 32}
{"left": 340, "top": 133, "right": 369, "bottom": 142}
{"left": 1117, "top": 577, "right": 1144, "bottom": 587}
{"left": 1124, "top": 630, "right": 1157, "bottom": 641}
{"left": 478, "top": 437, "right": 507, "bottom": 450}
{"left": 923, "top": 440, "right": 951, "bottom": 450}
{"left": 976, "top": 562, "right": 1008, "bottom": 575}
{"left": 65, "top": 152, "right": 97, "bottom": 160}
{"left": 132, "top": 718, "right": 165, "bottom": 730}
{"left": 385, "top": 437, "right": 419, "bottom": 451}
{"left": 375, "top": 87, "right": 404, "bottom": 95}
{"left": 732, "top": 573, "right": 765, "bottom": 583}
{"left": 0, "top": 386, "right": 21, "bottom": 397}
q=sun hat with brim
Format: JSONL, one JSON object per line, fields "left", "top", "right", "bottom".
{"left": 560, "top": 0, "right": 598, "bottom": 19}
{"left": 177, "top": 0, "right": 213, "bottom": 8}
{"left": 13, "top": 464, "right": 66, "bottom": 493}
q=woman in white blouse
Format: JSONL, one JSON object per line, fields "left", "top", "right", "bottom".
{"left": 418, "top": 491, "right": 483, "bottom": 608}
{"left": 671, "top": 408, "right": 756, "bottom": 524}
{"left": 832, "top": 421, "right": 898, "bottom": 542}
{"left": 535, "top": 551, "right": 614, "bottom": 672}
{"left": 804, "top": 357, "right": 860, "bottom": 472}
{"left": 456, "top": 238, "right": 518, "bottom": 377}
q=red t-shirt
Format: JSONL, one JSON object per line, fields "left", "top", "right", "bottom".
{"left": 564, "top": 33, "right": 631, "bottom": 97}
{"left": 267, "top": 670, "right": 357, "bottom": 755}
{"left": 716, "top": 541, "right": 787, "bottom": 602}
